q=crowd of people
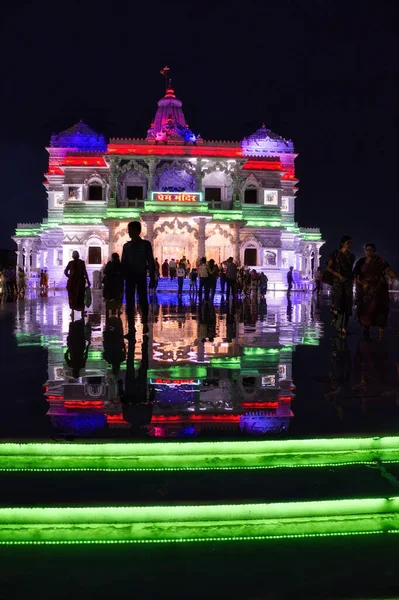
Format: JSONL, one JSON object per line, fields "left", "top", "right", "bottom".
{"left": 0, "top": 267, "right": 51, "bottom": 302}
{"left": 0, "top": 267, "right": 29, "bottom": 302}
{"left": 4, "top": 223, "right": 396, "bottom": 346}
{"left": 326, "top": 235, "right": 398, "bottom": 339}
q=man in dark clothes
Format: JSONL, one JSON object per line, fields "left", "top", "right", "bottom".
{"left": 118, "top": 337, "right": 154, "bottom": 436}
{"left": 287, "top": 266, "right": 294, "bottom": 293}
{"left": 121, "top": 221, "right": 155, "bottom": 338}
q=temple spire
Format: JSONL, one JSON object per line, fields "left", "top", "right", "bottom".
{"left": 160, "top": 66, "right": 170, "bottom": 93}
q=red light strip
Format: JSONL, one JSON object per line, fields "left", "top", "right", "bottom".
{"left": 242, "top": 160, "right": 282, "bottom": 171}
{"left": 106, "top": 415, "right": 128, "bottom": 424}
{"left": 107, "top": 144, "right": 243, "bottom": 158}
{"left": 241, "top": 402, "right": 279, "bottom": 408}
{"left": 152, "top": 414, "right": 241, "bottom": 423}
{"left": 155, "top": 379, "right": 196, "bottom": 384}
{"left": 63, "top": 157, "right": 108, "bottom": 167}
{"left": 64, "top": 401, "right": 104, "bottom": 409}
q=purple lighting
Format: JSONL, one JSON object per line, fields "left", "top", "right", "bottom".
{"left": 50, "top": 121, "right": 107, "bottom": 151}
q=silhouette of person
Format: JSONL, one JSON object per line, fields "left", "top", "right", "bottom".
{"left": 64, "top": 319, "right": 90, "bottom": 379}
{"left": 121, "top": 221, "right": 155, "bottom": 338}
{"left": 102, "top": 315, "right": 126, "bottom": 377}
{"left": 118, "top": 337, "right": 153, "bottom": 435}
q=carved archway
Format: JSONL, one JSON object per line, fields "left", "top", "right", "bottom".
{"left": 154, "top": 218, "right": 198, "bottom": 239}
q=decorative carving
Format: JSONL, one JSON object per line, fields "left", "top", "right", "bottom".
{"left": 83, "top": 171, "right": 106, "bottom": 186}
{"left": 153, "top": 218, "right": 198, "bottom": 240}
{"left": 153, "top": 161, "right": 196, "bottom": 193}
{"left": 116, "top": 159, "right": 149, "bottom": 177}
{"left": 206, "top": 223, "right": 235, "bottom": 243}
{"left": 155, "top": 160, "right": 195, "bottom": 177}
{"left": 201, "top": 160, "right": 234, "bottom": 177}
{"left": 240, "top": 234, "right": 263, "bottom": 249}
{"left": 241, "top": 173, "right": 260, "bottom": 189}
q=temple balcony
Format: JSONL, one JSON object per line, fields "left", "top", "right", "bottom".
{"left": 117, "top": 198, "right": 145, "bottom": 209}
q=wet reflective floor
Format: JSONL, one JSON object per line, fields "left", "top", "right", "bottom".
{"left": 1, "top": 290, "right": 399, "bottom": 441}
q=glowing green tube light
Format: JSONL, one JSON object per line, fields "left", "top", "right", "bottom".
{"left": 1, "top": 436, "right": 399, "bottom": 472}
{"left": 0, "top": 497, "right": 398, "bottom": 545}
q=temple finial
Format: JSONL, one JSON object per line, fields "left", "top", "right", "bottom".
{"left": 160, "top": 66, "right": 170, "bottom": 92}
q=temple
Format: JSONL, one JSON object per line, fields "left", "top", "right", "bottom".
{"left": 13, "top": 79, "right": 323, "bottom": 289}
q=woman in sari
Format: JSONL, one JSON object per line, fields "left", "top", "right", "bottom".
{"left": 327, "top": 235, "right": 355, "bottom": 337}
{"left": 102, "top": 252, "right": 123, "bottom": 314}
{"left": 64, "top": 251, "right": 91, "bottom": 319}
{"left": 354, "top": 243, "right": 397, "bottom": 338}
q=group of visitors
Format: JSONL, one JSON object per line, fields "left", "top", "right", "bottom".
{"left": 63, "top": 222, "right": 398, "bottom": 342}
{"left": 326, "top": 236, "right": 397, "bottom": 338}
{"left": 0, "top": 267, "right": 28, "bottom": 301}
{"left": 162, "top": 257, "right": 191, "bottom": 280}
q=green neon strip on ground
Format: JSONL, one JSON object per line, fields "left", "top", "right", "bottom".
{"left": 0, "top": 497, "right": 398, "bottom": 544}
{"left": 1, "top": 436, "right": 399, "bottom": 471}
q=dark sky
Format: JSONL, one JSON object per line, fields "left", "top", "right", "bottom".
{"left": 0, "top": 1, "right": 397, "bottom": 264}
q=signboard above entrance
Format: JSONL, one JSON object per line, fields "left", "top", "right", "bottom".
{"left": 152, "top": 192, "right": 202, "bottom": 203}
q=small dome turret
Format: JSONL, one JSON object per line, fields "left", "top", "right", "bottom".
{"left": 242, "top": 124, "right": 294, "bottom": 156}
{"left": 50, "top": 121, "right": 107, "bottom": 151}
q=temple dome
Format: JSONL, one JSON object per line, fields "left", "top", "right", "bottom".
{"left": 147, "top": 86, "right": 198, "bottom": 144}
{"left": 241, "top": 124, "right": 294, "bottom": 156}
{"left": 50, "top": 121, "right": 107, "bottom": 151}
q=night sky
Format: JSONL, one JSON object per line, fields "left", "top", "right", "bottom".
{"left": 0, "top": 1, "right": 397, "bottom": 264}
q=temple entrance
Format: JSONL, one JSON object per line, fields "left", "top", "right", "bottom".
{"left": 161, "top": 246, "right": 186, "bottom": 263}
{"left": 244, "top": 248, "right": 257, "bottom": 266}
{"left": 206, "top": 247, "right": 220, "bottom": 264}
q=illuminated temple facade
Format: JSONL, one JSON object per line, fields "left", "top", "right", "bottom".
{"left": 13, "top": 84, "right": 323, "bottom": 288}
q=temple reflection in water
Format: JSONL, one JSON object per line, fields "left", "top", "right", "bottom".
{"left": 14, "top": 292, "right": 323, "bottom": 438}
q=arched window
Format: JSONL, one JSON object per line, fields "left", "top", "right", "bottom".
{"left": 88, "top": 184, "right": 103, "bottom": 201}
{"left": 88, "top": 247, "right": 102, "bottom": 264}
{"left": 244, "top": 248, "right": 257, "bottom": 266}
{"left": 244, "top": 187, "right": 257, "bottom": 204}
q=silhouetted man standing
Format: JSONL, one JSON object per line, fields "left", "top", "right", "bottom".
{"left": 122, "top": 221, "right": 155, "bottom": 338}
{"left": 287, "top": 266, "right": 294, "bottom": 294}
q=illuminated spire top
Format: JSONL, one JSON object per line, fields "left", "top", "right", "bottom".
{"left": 147, "top": 69, "right": 198, "bottom": 144}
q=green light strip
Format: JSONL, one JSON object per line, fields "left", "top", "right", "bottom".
{"left": 0, "top": 460, "right": 397, "bottom": 473}
{"left": 0, "top": 497, "right": 398, "bottom": 544}
{"left": 0, "top": 531, "right": 389, "bottom": 546}
{"left": 1, "top": 436, "right": 399, "bottom": 471}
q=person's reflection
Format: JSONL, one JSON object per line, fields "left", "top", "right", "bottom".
{"left": 226, "top": 302, "right": 237, "bottom": 343}
{"left": 258, "top": 297, "right": 267, "bottom": 322}
{"left": 207, "top": 301, "right": 217, "bottom": 341}
{"left": 103, "top": 315, "right": 126, "bottom": 378}
{"left": 353, "top": 338, "right": 392, "bottom": 412}
{"left": 118, "top": 337, "right": 153, "bottom": 435}
{"left": 64, "top": 319, "right": 90, "bottom": 379}
{"left": 287, "top": 296, "right": 292, "bottom": 322}
{"left": 325, "top": 337, "right": 352, "bottom": 420}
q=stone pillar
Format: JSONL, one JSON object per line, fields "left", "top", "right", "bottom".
{"left": 108, "top": 158, "right": 117, "bottom": 207}
{"left": 232, "top": 162, "right": 244, "bottom": 209}
{"left": 24, "top": 240, "right": 32, "bottom": 276}
{"left": 145, "top": 215, "right": 155, "bottom": 244}
{"left": 16, "top": 241, "right": 23, "bottom": 268}
{"left": 195, "top": 158, "right": 203, "bottom": 193}
{"left": 234, "top": 223, "right": 241, "bottom": 265}
{"left": 146, "top": 158, "right": 158, "bottom": 199}
{"left": 198, "top": 217, "right": 206, "bottom": 259}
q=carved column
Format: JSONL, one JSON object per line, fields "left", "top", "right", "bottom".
{"left": 146, "top": 158, "right": 158, "bottom": 199}
{"left": 108, "top": 157, "right": 117, "bottom": 207}
{"left": 196, "top": 158, "right": 203, "bottom": 193}
{"left": 24, "top": 240, "right": 32, "bottom": 276}
{"left": 197, "top": 217, "right": 206, "bottom": 259}
{"left": 235, "top": 223, "right": 241, "bottom": 265}
{"left": 16, "top": 241, "right": 23, "bottom": 268}
{"left": 232, "top": 162, "right": 244, "bottom": 209}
